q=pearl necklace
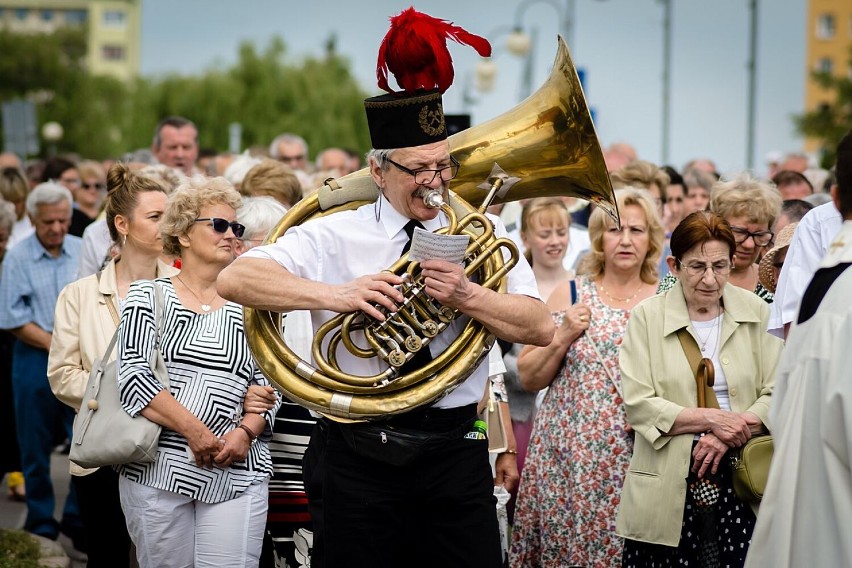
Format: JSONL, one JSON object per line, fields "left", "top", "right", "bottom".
{"left": 598, "top": 281, "right": 643, "bottom": 304}
{"left": 176, "top": 275, "right": 217, "bottom": 312}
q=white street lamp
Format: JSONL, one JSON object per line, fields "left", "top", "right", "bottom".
{"left": 42, "top": 121, "right": 63, "bottom": 157}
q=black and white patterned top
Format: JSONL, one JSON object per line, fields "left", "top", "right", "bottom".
{"left": 117, "top": 278, "right": 279, "bottom": 503}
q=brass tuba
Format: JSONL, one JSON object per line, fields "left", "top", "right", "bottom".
{"left": 243, "top": 36, "right": 616, "bottom": 421}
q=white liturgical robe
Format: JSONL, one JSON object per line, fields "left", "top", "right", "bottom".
{"left": 745, "top": 220, "right": 852, "bottom": 568}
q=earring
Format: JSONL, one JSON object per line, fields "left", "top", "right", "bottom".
{"left": 123, "top": 235, "right": 127, "bottom": 247}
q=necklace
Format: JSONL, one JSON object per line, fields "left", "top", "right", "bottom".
{"left": 176, "top": 275, "right": 217, "bottom": 312}
{"left": 598, "top": 281, "right": 643, "bottom": 304}
{"left": 694, "top": 304, "right": 722, "bottom": 353}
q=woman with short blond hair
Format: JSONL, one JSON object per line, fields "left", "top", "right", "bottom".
{"left": 116, "top": 176, "right": 279, "bottom": 567}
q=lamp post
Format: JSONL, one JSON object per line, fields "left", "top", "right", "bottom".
{"left": 41, "top": 121, "right": 63, "bottom": 158}
{"left": 503, "top": 0, "right": 576, "bottom": 101}
{"left": 660, "top": 0, "right": 672, "bottom": 164}
{"left": 745, "top": 0, "right": 759, "bottom": 170}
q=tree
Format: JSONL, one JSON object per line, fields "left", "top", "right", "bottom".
{"left": 1, "top": 31, "right": 372, "bottom": 160}
{"left": 793, "top": 45, "right": 852, "bottom": 168}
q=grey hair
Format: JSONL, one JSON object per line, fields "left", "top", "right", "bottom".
{"left": 268, "top": 133, "right": 308, "bottom": 160}
{"left": 0, "top": 201, "right": 15, "bottom": 233}
{"left": 26, "top": 182, "right": 73, "bottom": 218}
{"left": 366, "top": 148, "right": 397, "bottom": 171}
{"left": 683, "top": 168, "right": 716, "bottom": 194}
{"left": 237, "top": 196, "right": 288, "bottom": 241}
{"left": 152, "top": 116, "right": 197, "bottom": 149}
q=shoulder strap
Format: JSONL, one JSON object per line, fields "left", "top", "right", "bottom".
{"left": 676, "top": 328, "right": 720, "bottom": 410}
{"left": 151, "top": 281, "right": 166, "bottom": 348}
{"left": 96, "top": 271, "right": 121, "bottom": 327}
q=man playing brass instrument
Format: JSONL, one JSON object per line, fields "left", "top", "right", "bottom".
{"left": 219, "top": 9, "right": 554, "bottom": 567}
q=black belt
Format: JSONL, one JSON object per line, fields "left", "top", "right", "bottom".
{"left": 320, "top": 403, "right": 478, "bottom": 433}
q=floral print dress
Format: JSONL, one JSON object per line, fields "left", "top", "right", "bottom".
{"left": 511, "top": 276, "right": 635, "bottom": 568}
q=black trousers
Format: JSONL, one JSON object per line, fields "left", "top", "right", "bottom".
{"left": 72, "top": 466, "right": 132, "bottom": 568}
{"left": 303, "top": 406, "right": 502, "bottom": 568}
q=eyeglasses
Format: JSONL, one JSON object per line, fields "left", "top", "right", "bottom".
{"left": 729, "top": 225, "right": 773, "bottom": 247}
{"left": 82, "top": 182, "right": 105, "bottom": 191}
{"left": 386, "top": 156, "right": 460, "bottom": 186}
{"left": 194, "top": 217, "right": 245, "bottom": 238}
{"left": 677, "top": 259, "right": 733, "bottom": 277}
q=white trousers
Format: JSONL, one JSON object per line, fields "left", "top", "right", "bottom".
{"left": 118, "top": 476, "right": 268, "bottom": 568}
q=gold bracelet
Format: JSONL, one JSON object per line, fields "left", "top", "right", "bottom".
{"left": 501, "top": 449, "right": 518, "bottom": 455}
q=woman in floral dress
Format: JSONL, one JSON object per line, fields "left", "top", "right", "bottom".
{"left": 511, "top": 189, "right": 664, "bottom": 567}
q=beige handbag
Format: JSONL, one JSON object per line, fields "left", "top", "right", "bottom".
{"left": 69, "top": 282, "right": 169, "bottom": 468}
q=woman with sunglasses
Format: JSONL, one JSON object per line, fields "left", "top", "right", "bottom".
{"left": 658, "top": 172, "right": 782, "bottom": 303}
{"left": 115, "top": 177, "right": 280, "bottom": 568}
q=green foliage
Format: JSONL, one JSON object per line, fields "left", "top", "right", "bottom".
{"left": 793, "top": 45, "right": 852, "bottom": 168}
{"left": 0, "top": 30, "right": 371, "bottom": 160}
{"left": 0, "top": 530, "right": 41, "bottom": 568}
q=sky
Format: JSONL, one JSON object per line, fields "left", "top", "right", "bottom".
{"left": 140, "top": 0, "right": 807, "bottom": 177}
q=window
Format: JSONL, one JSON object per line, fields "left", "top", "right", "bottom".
{"left": 15, "top": 8, "right": 28, "bottom": 21}
{"left": 101, "top": 45, "right": 126, "bottom": 61}
{"left": 817, "top": 57, "right": 833, "bottom": 74}
{"left": 816, "top": 13, "right": 835, "bottom": 39}
{"left": 102, "top": 10, "right": 126, "bottom": 28}
{"left": 41, "top": 10, "right": 53, "bottom": 22}
{"left": 65, "top": 10, "right": 87, "bottom": 24}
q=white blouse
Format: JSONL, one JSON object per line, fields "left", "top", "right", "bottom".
{"left": 117, "top": 278, "right": 279, "bottom": 503}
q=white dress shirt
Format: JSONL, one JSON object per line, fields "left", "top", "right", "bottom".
{"left": 242, "top": 194, "right": 540, "bottom": 409}
{"left": 768, "top": 201, "right": 842, "bottom": 336}
{"left": 76, "top": 219, "right": 112, "bottom": 279}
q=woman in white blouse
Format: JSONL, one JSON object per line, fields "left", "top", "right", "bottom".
{"left": 117, "top": 177, "right": 280, "bottom": 568}
{"left": 48, "top": 163, "right": 176, "bottom": 566}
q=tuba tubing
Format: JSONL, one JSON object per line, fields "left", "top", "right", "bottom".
{"left": 243, "top": 36, "right": 616, "bottom": 421}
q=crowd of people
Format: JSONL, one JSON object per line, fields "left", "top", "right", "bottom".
{"left": 1, "top": 7, "right": 850, "bottom": 568}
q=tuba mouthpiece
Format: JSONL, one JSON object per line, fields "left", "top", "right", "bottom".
{"left": 422, "top": 190, "right": 444, "bottom": 209}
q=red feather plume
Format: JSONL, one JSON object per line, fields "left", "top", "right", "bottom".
{"left": 377, "top": 7, "right": 492, "bottom": 95}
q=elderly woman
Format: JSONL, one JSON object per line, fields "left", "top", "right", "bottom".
{"left": 511, "top": 188, "right": 664, "bottom": 567}
{"left": 659, "top": 173, "right": 782, "bottom": 303}
{"left": 48, "top": 163, "right": 176, "bottom": 567}
{"left": 116, "top": 177, "right": 280, "bottom": 567}
{"left": 617, "top": 211, "right": 782, "bottom": 567}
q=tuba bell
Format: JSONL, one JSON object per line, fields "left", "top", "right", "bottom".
{"left": 243, "top": 36, "right": 617, "bottom": 421}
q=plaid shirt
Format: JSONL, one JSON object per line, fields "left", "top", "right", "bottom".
{"left": 0, "top": 232, "right": 82, "bottom": 333}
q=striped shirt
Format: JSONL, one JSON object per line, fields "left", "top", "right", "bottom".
{"left": 0, "top": 232, "right": 81, "bottom": 332}
{"left": 117, "top": 278, "right": 280, "bottom": 503}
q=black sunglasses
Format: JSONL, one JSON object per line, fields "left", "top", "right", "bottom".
{"left": 194, "top": 217, "right": 245, "bottom": 238}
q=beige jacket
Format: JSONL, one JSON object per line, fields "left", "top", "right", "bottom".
{"left": 48, "top": 258, "right": 178, "bottom": 476}
{"left": 615, "top": 281, "right": 783, "bottom": 546}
